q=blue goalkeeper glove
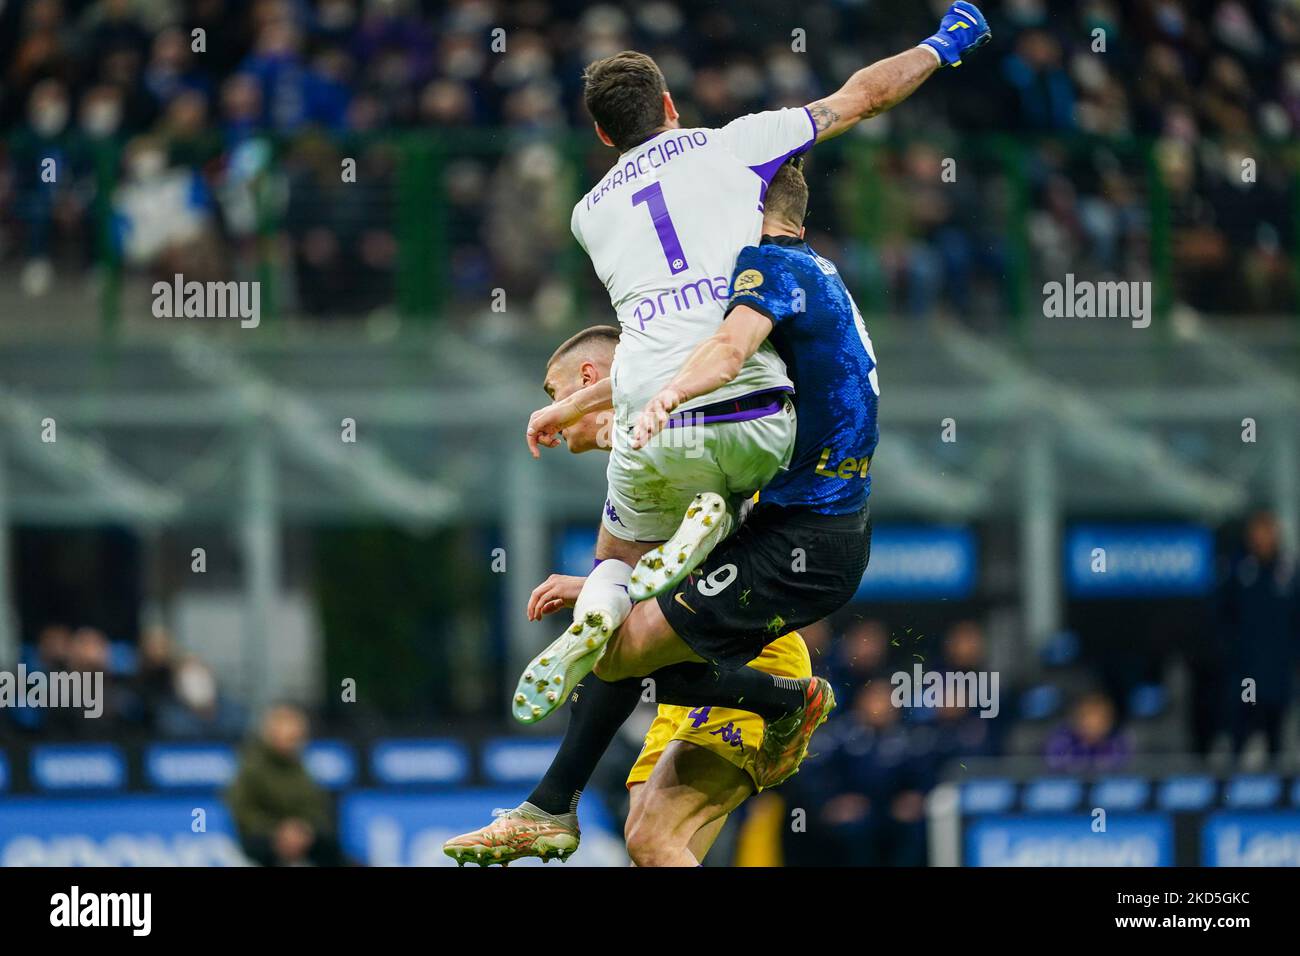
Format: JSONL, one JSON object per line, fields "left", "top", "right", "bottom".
{"left": 919, "top": 1, "right": 992, "bottom": 68}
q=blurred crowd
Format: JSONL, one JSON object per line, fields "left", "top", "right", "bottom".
{"left": 762, "top": 508, "right": 1297, "bottom": 866}
{"left": 777, "top": 617, "right": 1007, "bottom": 866}
{"left": 2, "top": 621, "right": 246, "bottom": 739}
{"left": 1, "top": 0, "right": 1297, "bottom": 321}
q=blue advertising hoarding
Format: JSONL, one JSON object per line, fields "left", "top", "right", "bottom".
{"left": 854, "top": 525, "right": 977, "bottom": 600}
{"left": 369, "top": 739, "right": 470, "bottom": 786}
{"left": 0, "top": 796, "right": 246, "bottom": 866}
{"left": 304, "top": 740, "right": 359, "bottom": 790}
{"left": 1202, "top": 812, "right": 1300, "bottom": 866}
{"left": 0, "top": 787, "right": 623, "bottom": 867}
{"left": 1065, "top": 524, "right": 1214, "bottom": 597}
{"left": 30, "top": 744, "right": 127, "bottom": 792}
{"left": 481, "top": 738, "right": 563, "bottom": 785}
{"left": 144, "top": 743, "right": 238, "bottom": 791}
{"left": 965, "top": 814, "right": 1174, "bottom": 866}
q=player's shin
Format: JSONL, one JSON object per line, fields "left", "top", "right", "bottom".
{"left": 526, "top": 674, "right": 643, "bottom": 815}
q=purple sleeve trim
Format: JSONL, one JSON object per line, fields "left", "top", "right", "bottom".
{"left": 746, "top": 109, "right": 818, "bottom": 186}
{"left": 803, "top": 104, "right": 818, "bottom": 143}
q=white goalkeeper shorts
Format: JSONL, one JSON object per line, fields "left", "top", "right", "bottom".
{"left": 600, "top": 391, "right": 796, "bottom": 543}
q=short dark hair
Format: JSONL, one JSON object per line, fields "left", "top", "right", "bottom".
{"left": 765, "top": 157, "right": 809, "bottom": 228}
{"left": 547, "top": 325, "right": 620, "bottom": 368}
{"left": 582, "top": 51, "right": 667, "bottom": 152}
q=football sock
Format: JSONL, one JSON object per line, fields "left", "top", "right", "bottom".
{"left": 572, "top": 558, "right": 633, "bottom": 628}
{"left": 526, "top": 673, "right": 642, "bottom": 816}
{"left": 651, "top": 663, "right": 805, "bottom": 720}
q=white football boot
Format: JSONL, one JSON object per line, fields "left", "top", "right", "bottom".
{"left": 512, "top": 609, "right": 614, "bottom": 724}
{"left": 627, "top": 492, "right": 734, "bottom": 602}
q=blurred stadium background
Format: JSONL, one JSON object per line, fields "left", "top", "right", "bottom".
{"left": 0, "top": 0, "right": 1298, "bottom": 866}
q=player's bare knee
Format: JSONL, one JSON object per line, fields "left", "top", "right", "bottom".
{"left": 624, "top": 816, "right": 682, "bottom": 868}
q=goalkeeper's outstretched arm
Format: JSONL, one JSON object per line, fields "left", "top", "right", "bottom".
{"left": 805, "top": 48, "right": 939, "bottom": 141}
{"left": 805, "top": 0, "right": 992, "bottom": 142}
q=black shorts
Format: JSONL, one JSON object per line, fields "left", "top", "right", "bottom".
{"left": 657, "top": 502, "right": 872, "bottom": 669}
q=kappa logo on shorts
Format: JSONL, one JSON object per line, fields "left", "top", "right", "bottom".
{"left": 708, "top": 721, "right": 744, "bottom": 748}
{"left": 603, "top": 499, "right": 624, "bottom": 525}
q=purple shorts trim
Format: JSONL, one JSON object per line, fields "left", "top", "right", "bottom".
{"left": 664, "top": 387, "right": 792, "bottom": 428}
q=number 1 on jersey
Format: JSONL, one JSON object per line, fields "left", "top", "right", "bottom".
{"left": 632, "top": 182, "right": 689, "bottom": 276}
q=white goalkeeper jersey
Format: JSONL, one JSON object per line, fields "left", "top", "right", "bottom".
{"left": 571, "top": 107, "right": 816, "bottom": 416}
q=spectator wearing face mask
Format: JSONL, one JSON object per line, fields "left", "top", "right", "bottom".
{"left": 110, "top": 134, "right": 223, "bottom": 280}
{"left": 156, "top": 654, "right": 246, "bottom": 738}
{"left": 13, "top": 79, "right": 77, "bottom": 296}
{"left": 78, "top": 84, "right": 126, "bottom": 141}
